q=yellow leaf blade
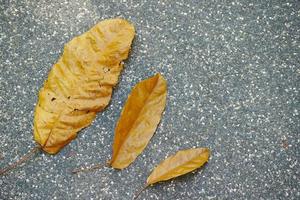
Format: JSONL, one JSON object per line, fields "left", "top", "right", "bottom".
{"left": 33, "top": 18, "right": 135, "bottom": 154}
{"left": 147, "top": 148, "right": 210, "bottom": 185}
{"left": 110, "top": 74, "right": 167, "bottom": 169}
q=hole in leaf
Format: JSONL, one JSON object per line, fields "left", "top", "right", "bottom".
{"left": 103, "top": 67, "right": 110, "bottom": 73}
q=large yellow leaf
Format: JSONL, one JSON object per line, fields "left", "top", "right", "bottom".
{"left": 110, "top": 74, "right": 167, "bottom": 169}
{"left": 147, "top": 148, "right": 210, "bottom": 185}
{"left": 33, "top": 18, "right": 135, "bottom": 154}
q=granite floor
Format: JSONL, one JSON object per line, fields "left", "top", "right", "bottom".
{"left": 0, "top": 0, "right": 299, "bottom": 200}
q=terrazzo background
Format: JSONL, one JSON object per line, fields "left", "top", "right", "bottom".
{"left": 0, "top": 0, "right": 299, "bottom": 199}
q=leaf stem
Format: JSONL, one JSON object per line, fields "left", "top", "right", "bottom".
{"left": 0, "top": 146, "right": 41, "bottom": 176}
{"left": 72, "top": 161, "right": 109, "bottom": 174}
{"left": 133, "top": 184, "right": 149, "bottom": 200}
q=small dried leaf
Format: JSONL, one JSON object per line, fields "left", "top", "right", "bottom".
{"left": 34, "top": 18, "right": 135, "bottom": 154}
{"left": 147, "top": 148, "right": 210, "bottom": 185}
{"left": 110, "top": 74, "right": 167, "bottom": 169}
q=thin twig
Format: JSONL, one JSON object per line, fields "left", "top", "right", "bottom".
{"left": 72, "top": 161, "right": 109, "bottom": 174}
{"left": 133, "top": 184, "right": 149, "bottom": 200}
{"left": 0, "top": 146, "right": 41, "bottom": 176}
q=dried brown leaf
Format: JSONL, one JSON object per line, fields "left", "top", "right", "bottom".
{"left": 110, "top": 73, "right": 167, "bottom": 169}
{"left": 33, "top": 18, "right": 135, "bottom": 154}
{"left": 133, "top": 148, "right": 210, "bottom": 199}
{"left": 147, "top": 147, "right": 210, "bottom": 184}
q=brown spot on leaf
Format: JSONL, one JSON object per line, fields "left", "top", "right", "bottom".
{"left": 98, "top": 82, "right": 103, "bottom": 88}
{"left": 103, "top": 67, "right": 110, "bottom": 73}
{"left": 51, "top": 97, "right": 56, "bottom": 101}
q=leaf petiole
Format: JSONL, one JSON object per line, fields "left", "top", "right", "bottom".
{"left": 72, "top": 161, "right": 110, "bottom": 174}
{"left": 133, "top": 184, "right": 149, "bottom": 200}
{"left": 0, "top": 146, "right": 41, "bottom": 176}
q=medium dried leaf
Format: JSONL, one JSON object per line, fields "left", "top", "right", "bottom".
{"left": 147, "top": 148, "right": 210, "bottom": 185}
{"left": 33, "top": 18, "right": 135, "bottom": 154}
{"left": 110, "top": 74, "right": 167, "bottom": 169}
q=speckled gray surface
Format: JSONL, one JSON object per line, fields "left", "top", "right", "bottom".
{"left": 0, "top": 0, "right": 299, "bottom": 199}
